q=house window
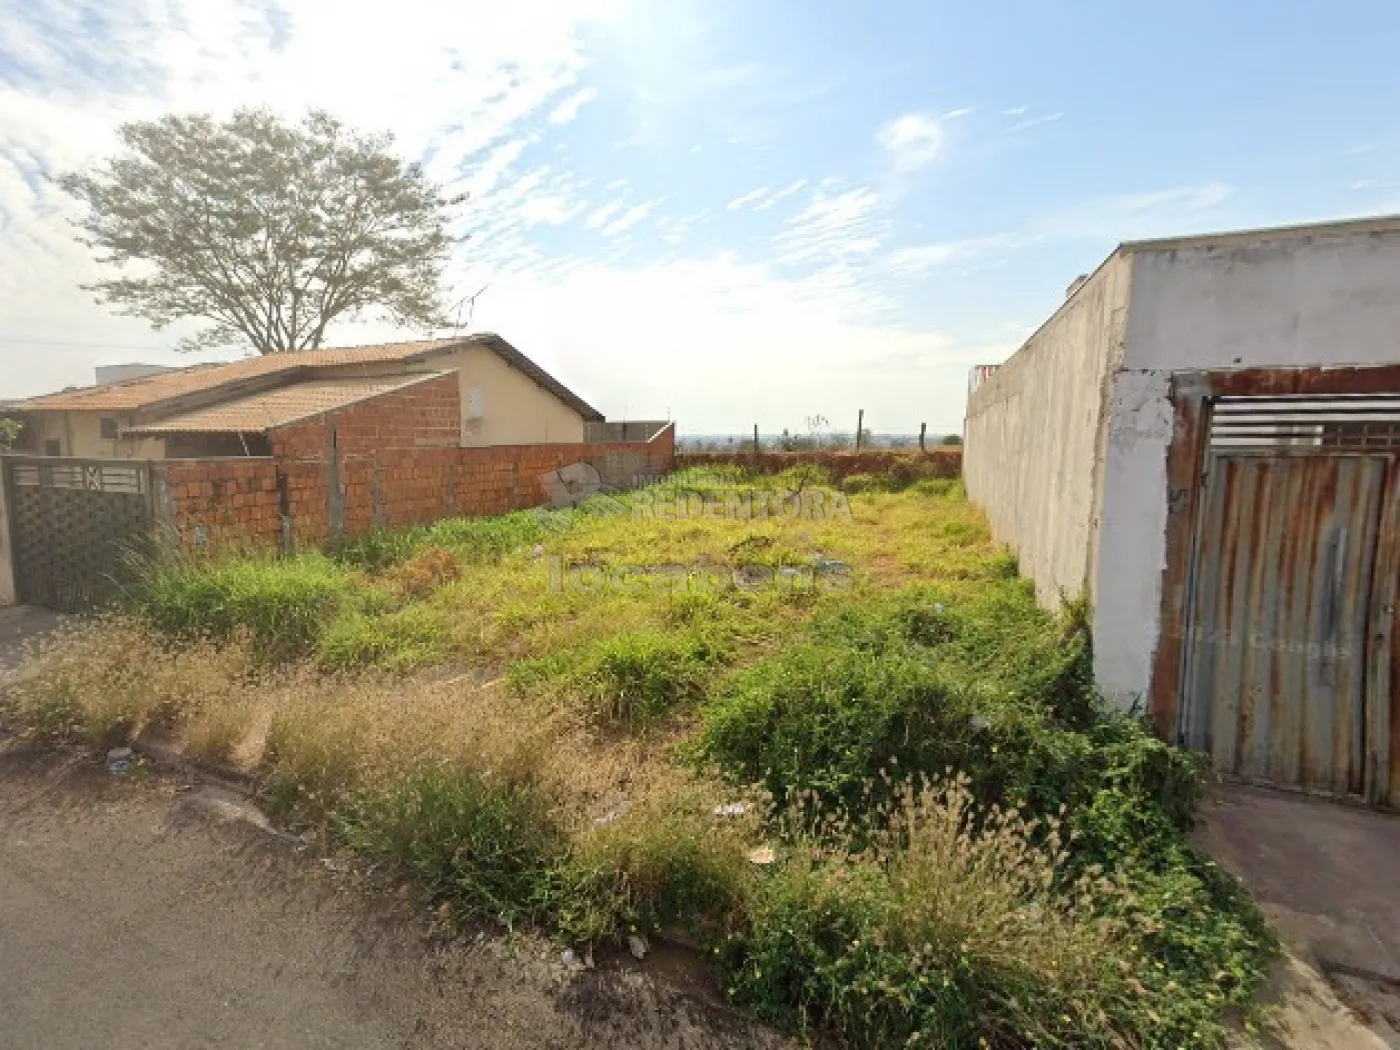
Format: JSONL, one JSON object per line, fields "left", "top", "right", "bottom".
{"left": 44, "top": 439, "right": 61, "bottom": 457}
{"left": 99, "top": 417, "right": 119, "bottom": 440}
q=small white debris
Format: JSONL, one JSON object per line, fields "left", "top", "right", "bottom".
{"left": 561, "top": 949, "right": 586, "bottom": 972}
{"left": 594, "top": 800, "right": 630, "bottom": 825}
{"left": 969, "top": 715, "right": 989, "bottom": 732}
{"left": 747, "top": 845, "right": 776, "bottom": 865}
{"left": 105, "top": 748, "right": 134, "bottom": 775}
{"left": 713, "top": 802, "right": 747, "bottom": 818}
{"left": 532, "top": 543, "right": 546, "bottom": 558}
{"left": 627, "top": 934, "right": 649, "bottom": 961}
{"left": 934, "top": 603, "right": 945, "bottom": 613}
{"left": 322, "top": 857, "right": 351, "bottom": 874}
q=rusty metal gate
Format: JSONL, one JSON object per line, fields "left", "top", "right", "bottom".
{"left": 1180, "top": 396, "right": 1400, "bottom": 804}
{"left": 2, "top": 457, "right": 156, "bottom": 612}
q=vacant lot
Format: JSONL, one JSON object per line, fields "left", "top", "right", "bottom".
{"left": 4, "top": 467, "right": 1274, "bottom": 1048}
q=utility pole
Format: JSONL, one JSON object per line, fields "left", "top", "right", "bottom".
{"left": 855, "top": 409, "right": 864, "bottom": 451}
{"left": 753, "top": 424, "right": 760, "bottom": 460}
{"left": 919, "top": 422, "right": 927, "bottom": 451}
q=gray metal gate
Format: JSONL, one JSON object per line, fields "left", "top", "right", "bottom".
{"left": 1180, "top": 397, "right": 1400, "bottom": 805}
{"left": 2, "top": 457, "right": 156, "bottom": 612}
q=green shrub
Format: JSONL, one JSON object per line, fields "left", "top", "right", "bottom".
{"left": 329, "top": 527, "right": 427, "bottom": 571}
{"left": 334, "top": 768, "right": 565, "bottom": 929}
{"left": 549, "top": 801, "right": 754, "bottom": 944}
{"left": 316, "top": 605, "right": 451, "bottom": 673}
{"left": 840, "top": 472, "right": 904, "bottom": 494}
{"left": 425, "top": 512, "right": 545, "bottom": 562}
{"left": 701, "top": 583, "right": 1099, "bottom": 813}
{"left": 579, "top": 628, "right": 730, "bottom": 726}
{"left": 721, "top": 776, "right": 1134, "bottom": 1050}
{"left": 133, "top": 554, "right": 360, "bottom": 662}
{"left": 909, "top": 476, "right": 963, "bottom": 498}
{"left": 699, "top": 582, "right": 1274, "bottom": 1048}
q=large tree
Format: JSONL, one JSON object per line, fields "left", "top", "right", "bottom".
{"left": 59, "top": 109, "right": 463, "bottom": 354}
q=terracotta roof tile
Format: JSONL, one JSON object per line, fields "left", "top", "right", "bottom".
{"left": 23, "top": 333, "right": 603, "bottom": 423}
{"left": 124, "top": 374, "right": 447, "bottom": 435}
{"left": 23, "top": 338, "right": 465, "bottom": 413}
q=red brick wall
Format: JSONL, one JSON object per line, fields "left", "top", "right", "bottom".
{"left": 676, "top": 447, "right": 961, "bottom": 482}
{"left": 158, "top": 405, "right": 677, "bottom": 550}
{"left": 156, "top": 458, "right": 283, "bottom": 550}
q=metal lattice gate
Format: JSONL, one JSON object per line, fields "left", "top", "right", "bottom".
{"left": 2, "top": 457, "right": 155, "bottom": 612}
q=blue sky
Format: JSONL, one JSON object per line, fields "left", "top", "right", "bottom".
{"left": 3, "top": 0, "right": 1399, "bottom": 434}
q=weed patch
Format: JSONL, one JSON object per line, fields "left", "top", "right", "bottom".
{"left": 133, "top": 554, "right": 362, "bottom": 662}
{"left": 556, "top": 628, "right": 732, "bottom": 727}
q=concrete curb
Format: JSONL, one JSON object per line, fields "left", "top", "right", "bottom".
{"left": 131, "top": 735, "right": 258, "bottom": 798}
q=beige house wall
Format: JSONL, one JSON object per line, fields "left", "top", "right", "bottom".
{"left": 319, "top": 345, "right": 587, "bottom": 445}
{"left": 27, "top": 344, "right": 590, "bottom": 459}
{"left": 29, "top": 411, "right": 167, "bottom": 460}
{"left": 962, "top": 251, "right": 1131, "bottom": 611}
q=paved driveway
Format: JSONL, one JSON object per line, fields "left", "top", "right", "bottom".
{"left": 0, "top": 604, "right": 66, "bottom": 675}
{"left": 1197, "top": 783, "right": 1400, "bottom": 1045}
{"left": 0, "top": 748, "right": 785, "bottom": 1050}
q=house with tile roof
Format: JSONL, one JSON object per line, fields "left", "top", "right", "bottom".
{"left": 15, "top": 333, "right": 605, "bottom": 459}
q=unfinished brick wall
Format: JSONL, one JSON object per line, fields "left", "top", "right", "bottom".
{"left": 158, "top": 408, "right": 677, "bottom": 550}
{"left": 155, "top": 458, "right": 283, "bottom": 549}
{"left": 676, "top": 447, "right": 961, "bottom": 482}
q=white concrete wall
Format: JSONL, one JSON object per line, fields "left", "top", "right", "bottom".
{"left": 1091, "top": 369, "right": 1174, "bottom": 708}
{"left": 1124, "top": 221, "right": 1400, "bottom": 371}
{"left": 1093, "top": 220, "right": 1400, "bottom": 708}
{"left": 963, "top": 252, "right": 1131, "bottom": 610}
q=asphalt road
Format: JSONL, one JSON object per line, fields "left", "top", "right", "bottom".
{"left": 0, "top": 748, "right": 785, "bottom": 1050}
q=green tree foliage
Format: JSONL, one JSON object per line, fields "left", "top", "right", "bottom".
{"left": 59, "top": 109, "right": 463, "bottom": 354}
{"left": 0, "top": 417, "right": 23, "bottom": 449}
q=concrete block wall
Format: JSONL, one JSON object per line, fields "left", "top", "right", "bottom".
{"left": 962, "top": 253, "right": 1131, "bottom": 610}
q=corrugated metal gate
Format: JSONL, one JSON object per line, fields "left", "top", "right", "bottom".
{"left": 2, "top": 457, "right": 156, "bottom": 612}
{"left": 1180, "top": 397, "right": 1400, "bottom": 804}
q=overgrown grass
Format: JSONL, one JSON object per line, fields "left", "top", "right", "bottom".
{"left": 1, "top": 476, "right": 1274, "bottom": 1049}
{"left": 697, "top": 585, "right": 1272, "bottom": 1048}
{"left": 133, "top": 553, "right": 364, "bottom": 662}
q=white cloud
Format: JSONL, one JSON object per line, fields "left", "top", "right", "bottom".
{"left": 1034, "top": 183, "right": 1235, "bottom": 241}
{"left": 548, "top": 86, "right": 598, "bottom": 125}
{"left": 1002, "top": 106, "right": 1028, "bottom": 117}
{"left": 583, "top": 199, "right": 626, "bottom": 230}
{"left": 601, "top": 199, "right": 658, "bottom": 236}
{"left": 516, "top": 194, "right": 587, "bottom": 225}
{"left": 1008, "top": 112, "right": 1063, "bottom": 133}
{"left": 887, "top": 233, "right": 1032, "bottom": 274}
{"left": 752, "top": 178, "right": 807, "bottom": 210}
{"left": 0, "top": 0, "right": 637, "bottom": 388}
{"left": 0, "top": 0, "right": 1003, "bottom": 434}
{"left": 877, "top": 112, "right": 945, "bottom": 171}
{"left": 726, "top": 186, "right": 770, "bottom": 211}
{"left": 464, "top": 253, "right": 978, "bottom": 433}
{"left": 776, "top": 185, "right": 888, "bottom": 271}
